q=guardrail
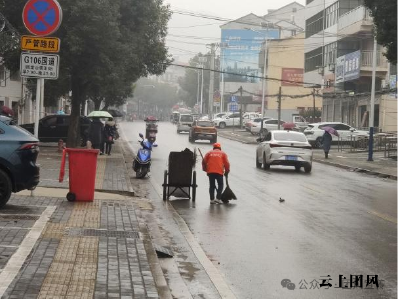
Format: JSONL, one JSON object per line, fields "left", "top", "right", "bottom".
{"left": 335, "top": 133, "right": 397, "bottom": 156}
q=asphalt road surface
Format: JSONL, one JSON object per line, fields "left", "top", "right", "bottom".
{"left": 121, "top": 121, "right": 397, "bottom": 299}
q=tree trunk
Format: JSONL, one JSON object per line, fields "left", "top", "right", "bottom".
{"left": 67, "top": 76, "right": 83, "bottom": 148}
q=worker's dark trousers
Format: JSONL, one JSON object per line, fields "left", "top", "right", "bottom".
{"left": 208, "top": 173, "right": 224, "bottom": 200}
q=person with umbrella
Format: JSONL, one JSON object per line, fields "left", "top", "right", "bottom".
{"left": 87, "top": 111, "right": 114, "bottom": 154}
{"left": 321, "top": 126, "right": 339, "bottom": 159}
{"left": 202, "top": 143, "right": 230, "bottom": 204}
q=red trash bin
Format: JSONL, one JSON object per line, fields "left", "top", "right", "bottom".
{"left": 59, "top": 148, "right": 99, "bottom": 202}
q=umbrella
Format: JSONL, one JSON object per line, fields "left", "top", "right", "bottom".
{"left": 221, "top": 174, "right": 237, "bottom": 202}
{"left": 87, "top": 111, "right": 113, "bottom": 119}
{"left": 322, "top": 126, "right": 339, "bottom": 136}
{"left": 105, "top": 109, "right": 123, "bottom": 118}
{"left": 1, "top": 106, "right": 14, "bottom": 117}
{"left": 282, "top": 122, "right": 296, "bottom": 130}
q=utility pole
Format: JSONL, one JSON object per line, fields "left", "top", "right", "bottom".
{"left": 196, "top": 68, "right": 200, "bottom": 109}
{"left": 208, "top": 43, "right": 216, "bottom": 120}
{"left": 198, "top": 56, "right": 207, "bottom": 115}
{"left": 277, "top": 86, "right": 282, "bottom": 130}
{"left": 368, "top": 36, "right": 377, "bottom": 162}
{"left": 312, "top": 88, "right": 316, "bottom": 122}
{"left": 239, "top": 86, "right": 243, "bottom": 129}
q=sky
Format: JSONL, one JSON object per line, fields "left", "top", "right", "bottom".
{"left": 164, "top": 0, "right": 306, "bottom": 62}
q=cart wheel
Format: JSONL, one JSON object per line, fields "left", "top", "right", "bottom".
{"left": 163, "top": 170, "right": 168, "bottom": 201}
{"left": 192, "top": 171, "right": 197, "bottom": 202}
{"left": 66, "top": 192, "right": 76, "bottom": 202}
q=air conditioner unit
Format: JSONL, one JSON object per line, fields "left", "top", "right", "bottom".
{"left": 328, "top": 63, "right": 335, "bottom": 72}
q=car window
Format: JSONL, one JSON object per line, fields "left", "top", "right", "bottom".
{"left": 266, "top": 120, "right": 278, "bottom": 125}
{"left": 42, "top": 116, "right": 57, "bottom": 126}
{"left": 274, "top": 132, "right": 307, "bottom": 142}
{"left": 230, "top": 113, "right": 240, "bottom": 118}
{"left": 197, "top": 121, "right": 214, "bottom": 127}
{"left": 253, "top": 118, "right": 262, "bottom": 123}
{"left": 334, "top": 124, "right": 351, "bottom": 131}
{"left": 180, "top": 115, "right": 193, "bottom": 122}
{"left": 56, "top": 116, "right": 70, "bottom": 125}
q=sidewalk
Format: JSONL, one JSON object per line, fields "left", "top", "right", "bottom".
{"left": 0, "top": 142, "right": 170, "bottom": 299}
{"left": 218, "top": 128, "right": 397, "bottom": 180}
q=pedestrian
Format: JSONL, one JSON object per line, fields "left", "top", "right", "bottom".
{"left": 321, "top": 130, "right": 332, "bottom": 159}
{"left": 103, "top": 120, "right": 118, "bottom": 155}
{"left": 88, "top": 118, "right": 104, "bottom": 154}
{"left": 202, "top": 143, "right": 230, "bottom": 204}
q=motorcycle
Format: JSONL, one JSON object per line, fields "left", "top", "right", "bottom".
{"left": 144, "top": 116, "right": 158, "bottom": 143}
{"left": 132, "top": 133, "right": 157, "bottom": 178}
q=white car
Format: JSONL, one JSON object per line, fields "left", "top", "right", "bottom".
{"left": 251, "top": 118, "right": 285, "bottom": 135}
{"left": 256, "top": 130, "right": 313, "bottom": 173}
{"left": 242, "top": 112, "right": 261, "bottom": 126}
{"left": 303, "top": 122, "right": 369, "bottom": 148}
{"left": 213, "top": 112, "right": 241, "bottom": 128}
{"left": 177, "top": 114, "right": 194, "bottom": 133}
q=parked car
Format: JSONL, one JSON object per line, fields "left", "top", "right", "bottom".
{"left": 0, "top": 116, "right": 40, "bottom": 208}
{"left": 213, "top": 112, "right": 241, "bottom": 128}
{"left": 242, "top": 112, "right": 261, "bottom": 126}
{"left": 303, "top": 122, "right": 369, "bottom": 148}
{"left": 251, "top": 118, "right": 285, "bottom": 135}
{"left": 20, "top": 115, "right": 91, "bottom": 143}
{"left": 245, "top": 117, "right": 272, "bottom": 132}
{"left": 189, "top": 120, "right": 217, "bottom": 143}
{"left": 256, "top": 130, "right": 313, "bottom": 173}
{"left": 176, "top": 114, "right": 194, "bottom": 133}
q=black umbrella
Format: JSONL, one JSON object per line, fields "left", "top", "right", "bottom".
{"left": 106, "top": 109, "right": 124, "bottom": 118}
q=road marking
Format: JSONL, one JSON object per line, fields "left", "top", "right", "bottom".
{"left": 0, "top": 206, "right": 56, "bottom": 298}
{"left": 367, "top": 211, "right": 397, "bottom": 224}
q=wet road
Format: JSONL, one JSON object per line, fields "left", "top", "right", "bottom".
{"left": 121, "top": 121, "right": 397, "bottom": 299}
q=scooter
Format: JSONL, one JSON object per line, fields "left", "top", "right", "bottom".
{"left": 132, "top": 133, "right": 157, "bottom": 178}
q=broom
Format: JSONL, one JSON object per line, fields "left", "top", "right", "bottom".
{"left": 221, "top": 173, "right": 237, "bottom": 202}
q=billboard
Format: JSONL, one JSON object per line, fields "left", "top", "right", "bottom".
{"left": 335, "top": 50, "right": 361, "bottom": 83}
{"left": 221, "top": 29, "right": 279, "bottom": 83}
{"left": 281, "top": 68, "right": 304, "bottom": 86}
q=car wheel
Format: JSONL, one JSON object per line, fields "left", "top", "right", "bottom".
{"left": 263, "top": 154, "right": 270, "bottom": 170}
{"left": 256, "top": 153, "right": 261, "bottom": 168}
{"left": 219, "top": 122, "right": 226, "bottom": 129}
{"left": 315, "top": 137, "right": 323, "bottom": 149}
{"left": 189, "top": 133, "right": 193, "bottom": 143}
{"left": 295, "top": 165, "right": 301, "bottom": 172}
{"left": 304, "top": 164, "right": 312, "bottom": 173}
{"left": 0, "top": 169, "right": 12, "bottom": 209}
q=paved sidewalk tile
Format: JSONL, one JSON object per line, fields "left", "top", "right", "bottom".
{"left": 2, "top": 195, "right": 159, "bottom": 299}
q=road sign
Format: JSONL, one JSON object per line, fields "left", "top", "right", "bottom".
{"left": 20, "top": 52, "right": 60, "bottom": 79}
{"left": 21, "top": 35, "right": 60, "bottom": 52}
{"left": 22, "top": 0, "right": 62, "bottom": 37}
{"left": 230, "top": 96, "right": 238, "bottom": 103}
{"left": 230, "top": 103, "right": 238, "bottom": 112}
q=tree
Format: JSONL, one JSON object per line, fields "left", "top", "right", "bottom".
{"left": 364, "top": 0, "right": 397, "bottom": 65}
{"left": 0, "top": 0, "right": 171, "bottom": 147}
{"left": 178, "top": 53, "right": 220, "bottom": 109}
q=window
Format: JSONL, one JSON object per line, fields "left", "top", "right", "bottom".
{"left": 334, "top": 124, "right": 351, "bottom": 131}
{"left": 42, "top": 117, "right": 57, "bottom": 127}
{"left": 305, "top": 47, "right": 323, "bottom": 72}
{"left": 0, "top": 65, "right": 5, "bottom": 82}
{"left": 324, "top": 42, "right": 337, "bottom": 66}
{"left": 292, "top": 8, "right": 297, "bottom": 13}
{"left": 324, "top": 2, "right": 339, "bottom": 29}
{"left": 305, "top": 11, "right": 324, "bottom": 38}
{"left": 274, "top": 132, "right": 308, "bottom": 142}
{"left": 266, "top": 120, "right": 279, "bottom": 125}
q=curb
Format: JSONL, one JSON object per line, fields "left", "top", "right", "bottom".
{"left": 218, "top": 132, "right": 257, "bottom": 144}
{"left": 313, "top": 158, "right": 397, "bottom": 180}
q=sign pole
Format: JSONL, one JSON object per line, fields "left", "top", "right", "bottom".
{"left": 34, "top": 79, "right": 41, "bottom": 138}
{"left": 40, "top": 78, "right": 45, "bottom": 118}
{"left": 368, "top": 36, "right": 377, "bottom": 162}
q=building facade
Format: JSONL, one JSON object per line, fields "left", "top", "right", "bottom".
{"left": 304, "top": 0, "right": 394, "bottom": 131}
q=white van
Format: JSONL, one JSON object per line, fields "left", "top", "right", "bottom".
{"left": 177, "top": 114, "right": 194, "bottom": 133}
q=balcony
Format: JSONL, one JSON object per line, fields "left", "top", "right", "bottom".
{"left": 361, "top": 50, "right": 389, "bottom": 71}
{"left": 338, "top": 6, "right": 373, "bottom": 34}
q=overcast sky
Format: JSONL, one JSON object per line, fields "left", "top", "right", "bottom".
{"left": 164, "top": 0, "right": 306, "bottom": 62}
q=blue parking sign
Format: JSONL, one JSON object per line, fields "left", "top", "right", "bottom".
{"left": 230, "top": 96, "right": 237, "bottom": 102}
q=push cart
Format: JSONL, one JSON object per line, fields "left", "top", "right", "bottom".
{"left": 162, "top": 150, "right": 197, "bottom": 201}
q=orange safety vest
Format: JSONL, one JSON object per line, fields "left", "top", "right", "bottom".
{"left": 202, "top": 149, "right": 230, "bottom": 175}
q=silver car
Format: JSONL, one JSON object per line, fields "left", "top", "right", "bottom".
{"left": 256, "top": 130, "right": 313, "bottom": 173}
